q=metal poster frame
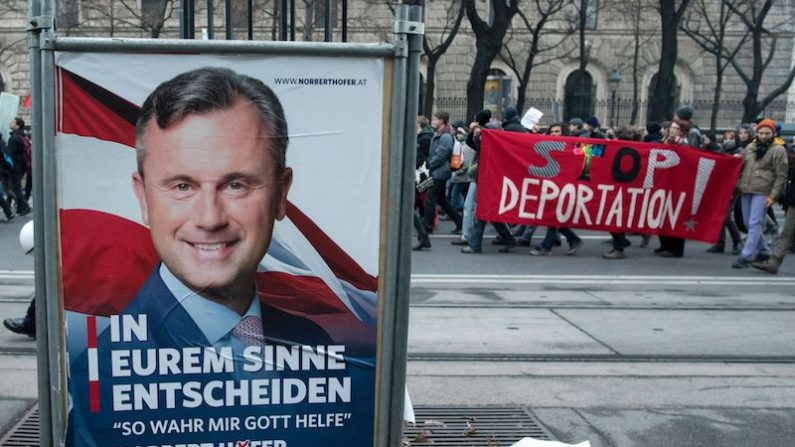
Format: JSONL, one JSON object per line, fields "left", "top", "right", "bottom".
{"left": 26, "top": 2, "right": 423, "bottom": 446}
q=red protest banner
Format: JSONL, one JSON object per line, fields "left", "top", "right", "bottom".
{"left": 476, "top": 130, "right": 742, "bottom": 243}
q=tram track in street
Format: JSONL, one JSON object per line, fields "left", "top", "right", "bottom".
{"left": 406, "top": 352, "right": 795, "bottom": 363}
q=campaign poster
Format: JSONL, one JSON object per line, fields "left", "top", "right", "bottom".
{"left": 55, "top": 52, "right": 385, "bottom": 447}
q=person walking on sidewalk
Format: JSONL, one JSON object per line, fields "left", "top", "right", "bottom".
{"left": 422, "top": 111, "right": 462, "bottom": 234}
{"left": 412, "top": 116, "right": 434, "bottom": 251}
{"left": 751, "top": 147, "right": 795, "bottom": 274}
{"left": 732, "top": 118, "right": 789, "bottom": 268}
{"left": 3, "top": 221, "right": 35, "bottom": 337}
{"left": 7, "top": 118, "right": 31, "bottom": 216}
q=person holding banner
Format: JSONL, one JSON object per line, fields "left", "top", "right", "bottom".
{"left": 463, "top": 109, "right": 520, "bottom": 254}
{"left": 655, "top": 108, "right": 701, "bottom": 258}
{"left": 603, "top": 126, "right": 643, "bottom": 259}
{"left": 456, "top": 110, "right": 492, "bottom": 248}
{"left": 732, "top": 118, "right": 789, "bottom": 269}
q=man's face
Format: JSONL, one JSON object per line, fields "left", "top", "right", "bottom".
{"left": 431, "top": 116, "right": 443, "bottom": 131}
{"left": 132, "top": 99, "right": 292, "bottom": 304}
{"left": 549, "top": 126, "right": 563, "bottom": 136}
{"left": 756, "top": 127, "right": 773, "bottom": 143}
{"left": 9, "top": 120, "right": 17, "bottom": 131}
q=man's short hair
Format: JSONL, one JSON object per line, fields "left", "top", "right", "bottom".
{"left": 433, "top": 111, "right": 450, "bottom": 125}
{"left": 135, "top": 67, "right": 288, "bottom": 175}
{"left": 417, "top": 115, "right": 429, "bottom": 128}
{"left": 616, "top": 125, "right": 641, "bottom": 142}
{"left": 13, "top": 117, "right": 24, "bottom": 129}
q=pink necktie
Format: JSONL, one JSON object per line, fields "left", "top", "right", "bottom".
{"left": 232, "top": 315, "right": 266, "bottom": 347}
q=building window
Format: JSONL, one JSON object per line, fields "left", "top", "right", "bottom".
{"left": 584, "top": 0, "right": 598, "bottom": 30}
{"left": 564, "top": 69, "right": 595, "bottom": 121}
{"left": 57, "top": 0, "right": 81, "bottom": 29}
{"left": 0, "top": 74, "right": 5, "bottom": 93}
{"left": 646, "top": 73, "right": 681, "bottom": 123}
{"left": 483, "top": 68, "right": 513, "bottom": 119}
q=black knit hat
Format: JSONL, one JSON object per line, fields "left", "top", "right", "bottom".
{"left": 646, "top": 122, "right": 661, "bottom": 133}
{"left": 675, "top": 106, "right": 694, "bottom": 121}
{"left": 475, "top": 110, "right": 492, "bottom": 126}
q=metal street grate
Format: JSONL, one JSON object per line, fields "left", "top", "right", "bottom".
{"left": 404, "top": 406, "right": 553, "bottom": 446}
{"left": 0, "top": 404, "right": 553, "bottom": 446}
{"left": 0, "top": 405, "right": 38, "bottom": 447}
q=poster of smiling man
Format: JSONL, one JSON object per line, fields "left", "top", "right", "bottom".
{"left": 56, "top": 52, "right": 385, "bottom": 447}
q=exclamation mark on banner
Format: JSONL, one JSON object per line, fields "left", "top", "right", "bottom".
{"left": 86, "top": 315, "right": 100, "bottom": 413}
{"left": 691, "top": 158, "right": 716, "bottom": 215}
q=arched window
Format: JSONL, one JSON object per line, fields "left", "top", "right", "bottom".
{"left": 564, "top": 69, "right": 595, "bottom": 121}
{"left": 646, "top": 73, "right": 681, "bottom": 122}
{"left": 483, "top": 68, "right": 513, "bottom": 119}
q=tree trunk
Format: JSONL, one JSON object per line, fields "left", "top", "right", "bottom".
{"left": 742, "top": 84, "right": 761, "bottom": 123}
{"left": 578, "top": 0, "right": 588, "bottom": 71}
{"left": 650, "top": 1, "right": 679, "bottom": 123}
{"left": 423, "top": 55, "right": 438, "bottom": 118}
{"left": 464, "top": 0, "right": 516, "bottom": 121}
{"left": 630, "top": 19, "right": 640, "bottom": 125}
{"left": 272, "top": 0, "right": 279, "bottom": 40}
{"left": 742, "top": 27, "right": 765, "bottom": 123}
{"left": 710, "top": 66, "right": 724, "bottom": 131}
{"left": 516, "top": 26, "right": 544, "bottom": 118}
{"left": 466, "top": 39, "right": 500, "bottom": 121}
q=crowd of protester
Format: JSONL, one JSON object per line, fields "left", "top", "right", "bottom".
{"left": 412, "top": 106, "right": 795, "bottom": 274}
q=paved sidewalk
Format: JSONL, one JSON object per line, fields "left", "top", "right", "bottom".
{"left": 0, "top": 354, "right": 37, "bottom": 437}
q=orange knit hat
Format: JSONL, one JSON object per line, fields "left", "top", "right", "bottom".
{"left": 756, "top": 118, "right": 777, "bottom": 133}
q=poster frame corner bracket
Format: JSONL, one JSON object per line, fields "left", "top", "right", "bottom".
{"left": 393, "top": 20, "right": 424, "bottom": 37}
{"left": 39, "top": 30, "right": 57, "bottom": 50}
{"left": 27, "top": 15, "right": 54, "bottom": 32}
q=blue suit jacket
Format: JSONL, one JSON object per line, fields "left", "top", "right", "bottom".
{"left": 66, "top": 267, "right": 375, "bottom": 446}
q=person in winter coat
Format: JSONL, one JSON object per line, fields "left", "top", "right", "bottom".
{"left": 752, "top": 148, "right": 795, "bottom": 274}
{"left": 421, "top": 111, "right": 462, "bottom": 234}
{"left": 412, "top": 116, "right": 435, "bottom": 250}
{"left": 7, "top": 118, "right": 30, "bottom": 216}
{"left": 502, "top": 106, "right": 526, "bottom": 132}
{"left": 583, "top": 116, "right": 605, "bottom": 139}
{"left": 732, "top": 118, "right": 789, "bottom": 268}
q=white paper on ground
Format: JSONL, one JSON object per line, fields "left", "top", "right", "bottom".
{"left": 404, "top": 387, "right": 416, "bottom": 423}
{"left": 510, "top": 437, "right": 591, "bottom": 447}
{"left": 520, "top": 107, "right": 544, "bottom": 129}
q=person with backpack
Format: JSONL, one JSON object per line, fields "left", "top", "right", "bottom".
{"left": 8, "top": 117, "right": 31, "bottom": 216}
{"left": 421, "top": 111, "right": 462, "bottom": 234}
{"left": 0, "top": 133, "right": 16, "bottom": 221}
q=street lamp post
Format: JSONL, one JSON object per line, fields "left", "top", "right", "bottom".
{"left": 608, "top": 68, "right": 621, "bottom": 128}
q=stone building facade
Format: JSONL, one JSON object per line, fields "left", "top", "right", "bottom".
{"left": 1, "top": 0, "right": 794, "bottom": 128}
